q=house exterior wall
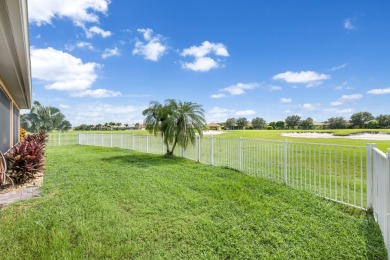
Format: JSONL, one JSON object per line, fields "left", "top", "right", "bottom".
{"left": 0, "top": 79, "right": 19, "bottom": 153}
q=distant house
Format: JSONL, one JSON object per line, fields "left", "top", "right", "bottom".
{"left": 0, "top": 0, "right": 32, "bottom": 153}
{"left": 206, "top": 123, "right": 222, "bottom": 131}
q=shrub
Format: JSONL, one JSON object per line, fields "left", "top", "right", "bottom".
{"left": 24, "top": 131, "right": 48, "bottom": 145}
{"left": 5, "top": 140, "right": 45, "bottom": 184}
{"left": 267, "top": 126, "right": 273, "bottom": 130}
{"left": 20, "top": 127, "right": 27, "bottom": 141}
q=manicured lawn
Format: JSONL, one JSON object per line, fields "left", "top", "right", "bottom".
{"left": 0, "top": 145, "right": 386, "bottom": 259}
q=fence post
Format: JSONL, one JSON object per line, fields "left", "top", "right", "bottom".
{"left": 366, "top": 143, "right": 373, "bottom": 209}
{"left": 132, "top": 133, "right": 135, "bottom": 150}
{"left": 93, "top": 134, "right": 96, "bottom": 146}
{"left": 162, "top": 133, "right": 165, "bottom": 155}
{"left": 284, "top": 140, "right": 287, "bottom": 184}
{"left": 110, "top": 134, "right": 113, "bottom": 147}
{"left": 197, "top": 136, "right": 201, "bottom": 162}
{"left": 78, "top": 133, "right": 81, "bottom": 145}
{"left": 120, "top": 134, "right": 123, "bottom": 148}
{"left": 101, "top": 134, "right": 104, "bottom": 147}
{"left": 146, "top": 135, "right": 149, "bottom": 153}
{"left": 58, "top": 131, "right": 61, "bottom": 146}
{"left": 387, "top": 148, "right": 390, "bottom": 256}
{"left": 182, "top": 146, "right": 184, "bottom": 158}
{"left": 210, "top": 136, "right": 214, "bottom": 165}
{"left": 239, "top": 137, "right": 242, "bottom": 171}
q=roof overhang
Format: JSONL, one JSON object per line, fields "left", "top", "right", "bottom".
{"left": 0, "top": 0, "right": 31, "bottom": 109}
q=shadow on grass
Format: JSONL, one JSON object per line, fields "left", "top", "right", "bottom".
{"left": 360, "top": 213, "right": 388, "bottom": 259}
{"left": 100, "top": 153, "right": 187, "bottom": 168}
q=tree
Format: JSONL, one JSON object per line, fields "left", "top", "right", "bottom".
{"left": 143, "top": 99, "right": 206, "bottom": 156}
{"left": 326, "top": 117, "right": 347, "bottom": 129}
{"left": 21, "top": 101, "right": 72, "bottom": 132}
{"left": 367, "top": 120, "right": 379, "bottom": 129}
{"left": 225, "top": 118, "right": 236, "bottom": 130}
{"left": 285, "top": 115, "right": 301, "bottom": 129}
{"left": 251, "top": 117, "right": 267, "bottom": 129}
{"left": 350, "top": 112, "right": 374, "bottom": 128}
{"left": 236, "top": 117, "right": 248, "bottom": 130}
{"left": 275, "top": 121, "right": 285, "bottom": 129}
{"left": 299, "top": 117, "right": 314, "bottom": 130}
{"left": 376, "top": 114, "right": 390, "bottom": 128}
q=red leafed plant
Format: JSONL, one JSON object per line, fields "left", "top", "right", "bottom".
{"left": 24, "top": 131, "right": 48, "bottom": 145}
{"left": 5, "top": 140, "right": 45, "bottom": 184}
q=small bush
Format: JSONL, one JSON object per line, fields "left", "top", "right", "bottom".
{"left": 20, "top": 127, "right": 27, "bottom": 141}
{"left": 5, "top": 140, "right": 45, "bottom": 184}
{"left": 267, "top": 126, "right": 273, "bottom": 130}
{"left": 24, "top": 131, "right": 48, "bottom": 145}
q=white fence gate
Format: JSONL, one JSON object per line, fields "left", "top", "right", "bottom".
{"left": 370, "top": 145, "right": 390, "bottom": 257}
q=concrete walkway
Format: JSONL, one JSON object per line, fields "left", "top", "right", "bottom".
{"left": 0, "top": 185, "right": 41, "bottom": 206}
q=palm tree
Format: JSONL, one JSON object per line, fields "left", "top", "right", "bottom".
{"left": 142, "top": 101, "right": 166, "bottom": 136}
{"left": 143, "top": 99, "right": 206, "bottom": 156}
{"left": 21, "top": 101, "right": 72, "bottom": 132}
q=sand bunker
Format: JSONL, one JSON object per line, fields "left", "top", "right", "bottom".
{"left": 203, "top": 130, "right": 224, "bottom": 136}
{"left": 281, "top": 132, "right": 390, "bottom": 141}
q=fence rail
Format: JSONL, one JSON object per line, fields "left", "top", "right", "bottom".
{"left": 76, "top": 133, "right": 368, "bottom": 209}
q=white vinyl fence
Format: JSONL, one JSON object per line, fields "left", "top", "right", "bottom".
{"left": 371, "top": 146, "right": 390, "bottom": 256}
{"left": 77, "top": 133, "right": 368, "bottom": 209}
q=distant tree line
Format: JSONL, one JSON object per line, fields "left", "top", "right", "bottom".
{"left": 73, "top": 122, "right": 136, "bottom": 131}
{"left": 221, "top": 112, "right": 390, "bottom": 130}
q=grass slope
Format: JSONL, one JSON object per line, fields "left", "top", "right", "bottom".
{"left": 0, "top": 146, "right": 386, "bottom": 259}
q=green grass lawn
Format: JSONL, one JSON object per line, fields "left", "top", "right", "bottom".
{"left": 218, "top": 129, "right": 390, "bottom": 152}
{"left": 0, "top": 146, "right": 386, "bottom": 259}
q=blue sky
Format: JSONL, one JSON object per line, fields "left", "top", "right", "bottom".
{"left": 27, "top": 0, "right": 390, "bottom": 126}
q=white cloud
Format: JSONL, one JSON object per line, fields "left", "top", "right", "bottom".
{"left": 181, "top": 41, "right": 229, "bottom": 72}
{"left": 206, "top": 106, "right": 255, "bottom": 122}
{"left": 70, "top": 89, "right": 121, "bottom": 98}
{"left": 235, "top": 110, "right": 256, "bottom": 116}
{"left": 211, "top": 83, "right": 258, "bottom": 98}
{"left": 329, "top": 63, "right": 349, "bottom": 71}
{"left": 281, "top": 98, "right": 292, "bottom": 103}
{"left": 31, "top": 47, "right": 119, "bottom": 98}
{"left": 182, "top": 57, "right": 218, "bottom": 72}
{"left": 181, "top": 41, "right": 229, "bottom": 58}
{"left": 68, "top": 103, "right": 147, "bottom": 125}
{"left": 323, "top": 108, "right": 353, "bottom": 114}
{"left": 76, "top": 41, "right": 94, "bottom": 50}
{"left": 205, "top": 107, "right": 235, "bottom": 123}
{"left": 344, "top": 19, "right": 355, "bottom": 30}
{"left": 210, "top": 93, "right": 227, "bottom": 99}
{"left": 132, "top": 28, "right": 167, "bottom": 61}
{"left": 31, "top": 47, "right": 99, "bottom": 91}
{"left": 367, "top": 87, "right": 390, "bottom": 95}
{"left": 335, "top": 82, "right": 354, "bottom": 90}
{"left": 59, "top": 104, "right": 71, "bottom": 109}
{"left": 272, "top": 71, "right": 330, "bottom": 87}
{"left": 86, "top": 26, "right": 112, "bottom": 38}
{"left": 28, "top": 0, "right": 110, "bottom": 26}
{"left": 300, "top": 103, "right": 321, "bottom": 111}
{"left": 269, "top": 85, "right": 282, "bottom": 92}
{"left": 102, "top": 47, "right": 120, "bottom": 59}
{"left": 330, "top": 94, "right": 362, "bottom": 106}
